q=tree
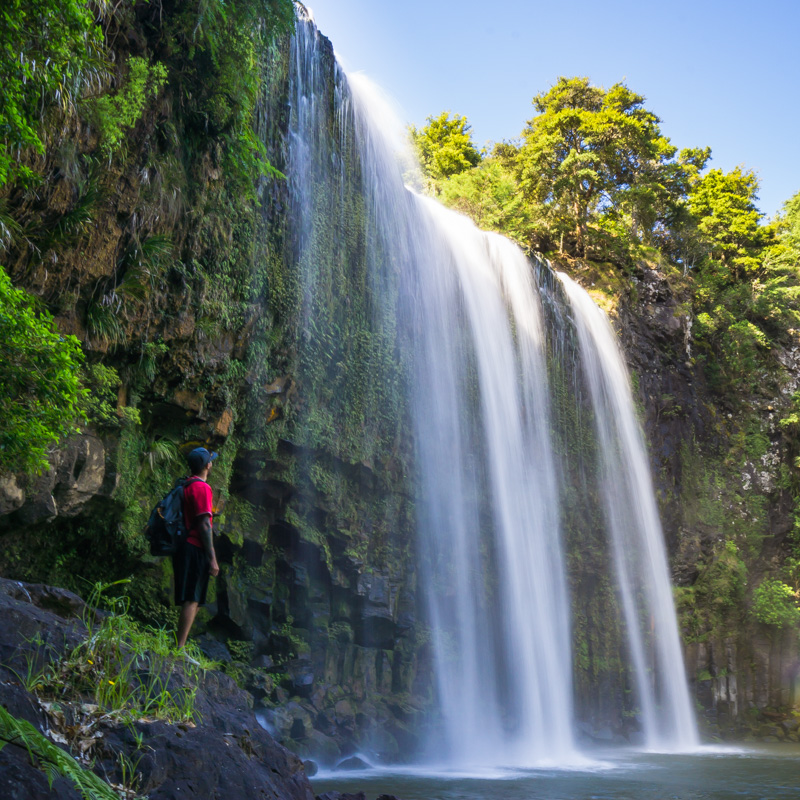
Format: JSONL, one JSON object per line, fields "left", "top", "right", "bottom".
{"left": 688, "top": 170, "right": 776, "bottom": 394}
{"left": 517, "top": 76, "right": 688, "bottom": 256}
{"left": 689, "top": 167, "right": 768, "bottom": 281}
{"left": 0, "top": 267, "right": 86, "bottom": 475}
{"left": 409, "top": 112, "right": 481, "bottom": 181}
{"left": 752, "top": 189, "right": 800, "bottom": 337}
{"left": 439, "top": 158, "right": 532, "bottom": 245}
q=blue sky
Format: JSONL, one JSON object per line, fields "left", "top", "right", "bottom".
{"left": 306, "top": 0, "right": 799, "bottom": 219}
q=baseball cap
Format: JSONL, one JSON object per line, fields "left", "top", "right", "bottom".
{"left": 187, "top": 447, "right": 218, "bottom": 473}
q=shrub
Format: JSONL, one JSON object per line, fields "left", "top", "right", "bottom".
{"left": 752, "top": 578, "right": 800, "bottom": 628}
{"left": 0, "top": 266, "right": 87, "bottom": 475}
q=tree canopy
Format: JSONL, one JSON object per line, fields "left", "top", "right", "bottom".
{"left": 409, "top": 112, "right": 481, "bottom": 181}
{"left": 517, "top": 76, "right": 692, "bottom": 255}
{"left": 689, "top": 167, "right": 768, "bottom": 280}
{"left": 411, "top": 76, "right": 799, "bottom": 402}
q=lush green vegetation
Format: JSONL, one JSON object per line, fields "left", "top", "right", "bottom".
{"left": 413, "top": 77, "right": 800, "bottom": 405}
{"left": 0, "top": 0, "right": 293, "bottom": 493}
{"left": 5, "top": 580, "right": 212, "bottom": 799}
{"left": 0, "top": 0, "right": 106, "bottom": 187}
{"left": 17, "top": 581, "right": 209, "bottom": 723}
{"left": 409, "top": 111, "right": 481, "bottom": 181}
{"left": 0, "top": 266, "right": 86, "bottom": 475}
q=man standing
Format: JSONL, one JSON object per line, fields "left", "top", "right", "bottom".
{"left": 174, "top": 446, "right": 220, "bottom": 647}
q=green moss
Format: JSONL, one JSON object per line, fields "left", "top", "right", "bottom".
{"left": 676, "top": 540, "right": 747, "bottom": 642}
{"left": 87, "top": 56, "right": 168, "bottom": 157}
{"left": 284, "top": 506, "right": 333, "bottom": 569}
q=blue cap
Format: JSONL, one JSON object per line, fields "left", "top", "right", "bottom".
{"left": 187, "top": 447, "right": 218, "bottom": 473}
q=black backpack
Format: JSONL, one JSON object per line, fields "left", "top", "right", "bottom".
{"left": 144, "top": 477, "right": 200, "bottom": 557}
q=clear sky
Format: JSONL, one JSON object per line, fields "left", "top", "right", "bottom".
{"left": 305, "top": 0, "right": 799, "bottom": 219}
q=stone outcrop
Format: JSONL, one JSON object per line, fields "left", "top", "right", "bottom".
{"left": 0, "top": 578, "right": 315, "bottom": 800}
{"left": 3, "top": 434, "right": 110, "bottom": 526}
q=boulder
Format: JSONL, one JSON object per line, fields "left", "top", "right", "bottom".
{"left": 0, "top": 474, "right": 25, "bottom": 516}
{"left": 316, "top": 793, "right": 366, "bottom": 800}
{"left": 52, "top": 434, "right": 106, "bottom": 516}
{"left": 7, "top": 434, "right": 107, "bottom": 525}
{"left": 334, "top": 755, "right": 370, "bottom": 771}
{"left": 0, "top": 578, "right": 316, "bottom": 800}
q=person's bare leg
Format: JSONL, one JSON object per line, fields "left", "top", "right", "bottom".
{"left": 177, "top": 601, "right": 199, "bottom": 648}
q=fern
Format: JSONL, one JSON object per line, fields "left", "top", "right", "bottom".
{"left": 85, "top": 299, "right": 125, "bottom": 347}
{"left": 0, "top": 704, "right": 118, "bottom": 800}
{"left": 117, "top": 234, "right": 175, "bottom": 300}
{"left": 145, "top": 436, "right": 181, "bottom": 472}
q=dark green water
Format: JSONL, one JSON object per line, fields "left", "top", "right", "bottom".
{"left": 311, "top": 746, "right": 800, "bottom": 799}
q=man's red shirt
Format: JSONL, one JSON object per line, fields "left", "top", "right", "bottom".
{"left": 183, "top": 478, "right": 213, "bottom": 549}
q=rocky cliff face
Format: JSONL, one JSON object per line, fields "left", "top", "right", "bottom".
{"left": 0, "top": 577, "right": 316, "bottom": 799}
{"left": 603, "top": 257, "right": 800, "bottom": 738}
{"left": 2, "top": 8, "right": 798, "bottom": 769}
{"left": 0, "top": 15, "right": 430, "bottom": 765}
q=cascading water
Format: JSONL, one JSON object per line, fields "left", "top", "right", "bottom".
{"left": 344, "top": 73, "right": 577, "bottom": 767}
{"left": 279, "top": 11, "right": 697, "bottom": 765}
{"left": 558, "top": 273, "right": 698, "bottom": 750}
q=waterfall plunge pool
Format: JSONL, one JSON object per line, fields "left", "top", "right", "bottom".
{"left": 311, "top": 745, "right": 800, "bottom": 799}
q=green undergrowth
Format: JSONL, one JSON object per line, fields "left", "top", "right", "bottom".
{"left": 751, "top": 578, "right": 800, "bottom": 628}
{"left": 675, "top": 540, "right": 747, "bottom": 643}
{"left": 11, "top": 581, "right": 215, "bottom": 727}
{"left": 0, "top": 704, "right": 118, "bottom": 800}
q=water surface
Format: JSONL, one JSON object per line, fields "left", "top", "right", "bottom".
{"left": 312, "top": 746, "right": 800, "bottom": 799}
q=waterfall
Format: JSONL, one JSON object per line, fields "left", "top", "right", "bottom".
{"left": 339, "top": 69, "right": 577, "bottom": 766}
{"left": 278, "top": 12, "right": 697, "bottom": 765}
{"left": 558, "top": 273, "right": 698, "bottom": 750}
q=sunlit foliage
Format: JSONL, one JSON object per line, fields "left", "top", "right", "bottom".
{"left": 0, "top": 267, "right": 86, "bottom": 475}
{"left": 409, "top": 111, "right": 481, "bottom": 181}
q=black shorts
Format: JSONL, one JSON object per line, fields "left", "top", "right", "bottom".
{"left": 172, "top": 542, "right": 210, "bottom": 605}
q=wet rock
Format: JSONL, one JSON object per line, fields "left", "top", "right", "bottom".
{"left": 215, "top": 576, "right": 253, "bottom": 639}
{"left": 593, "top": 726, "right": 614, "bottom": 742}
{"left": 0, "top": 743, "right": 83, "bottom": 800}
{"left": 251, "top": 653, "right": 274, "bottom": 669}
{"left": 316, "top": 793, "right": 366, "bottom": 800}
{"left": 334, "top": 699, "right": 355, "bottom": 729}
{"left": 213, "top": 408, "right": 234, "bottom": 437}
{"left": 288, "top": 657, "right": 315, "bottom": 696}
{"left": 265, "top": 375, "right": 292, "bottom": 395}
{"left": 172, "top": 388, "right": 204, "bottom": 413}
{"left": 354, "top": 573, "right": 398, "bottom": 649}
{"left": 0, "top": 474, "right": 25, "bottom": 515}
{"left": 242, "top": 667, "right": 274, "bottom": 700}
{"left": 5, "top": 434, "right": 107, "bottom": 524}
{"left": 52, "top": 434, "right": 106, "bottom": 516}
{"left": 303, "top": 759, "right": 318, "bottom": 776}
{"left": 780, "top": 719, "right": 799, "bottom": 734}
{"left": 306, "top": 729, "right": 341, "bottom": 763}
{"left": 195, "top": 634, "right": 232, "bottom": 663}
{"left": 0, "top": 578, "right": 316, "bottom": 800}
